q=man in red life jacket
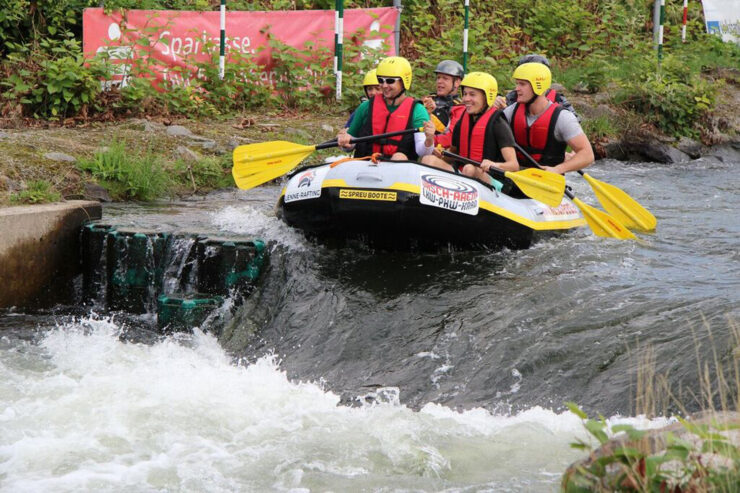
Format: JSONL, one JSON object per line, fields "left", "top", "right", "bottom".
{"left": 422, "top": 60, "right": 465, "bottom": 129}
{"left": 502, "top": 62, "right": 594, "bottom": 174}
{"left": 420, "top": 72, "right": 518, "bottom": 191}
{"left": 495, "top": 54, "right": 579, "bottom": 121}
{"left": 337, "top": 56, "right": 433, "bottom": 161}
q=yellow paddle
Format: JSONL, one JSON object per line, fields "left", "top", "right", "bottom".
{"left": 232, "top": 128, "right": 423, "bottom": 190}
{"left": 513, "top": 143, "right": 636, "bottom": 240}
{"left": 577, "top": 170, "right": 657, "bottom": 232}
{"left": 441, "top": 150, "right": 565, "bottom": 207}
{"left": 564, "top": 188, "right": 636, "bottom": 240}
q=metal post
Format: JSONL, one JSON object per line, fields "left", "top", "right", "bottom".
{"left": 333, "top": 6, "right": 339, "bottom": 74}
{"left": 682, "top": 0, "right": 688, "bottom": 42}
{"left": 393, "top": 0, "right": 402, "bottom": 56}
{"left": 219, "top": 0, "right": 226, "bottom": 80}
{"left": 335, "top": 0, "right": 344, "bottom": 101}
{"left": 658, "top": 0, "right": 665, "bottom": 65}
{"left": 463, "top": 0, "right": 470, "bottom": 73}
{"left": 652, "top": 0, "right": 661, "bottom": 49}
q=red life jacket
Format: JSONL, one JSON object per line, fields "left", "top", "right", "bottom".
{"left": 434, "top": 104, "right": 466, "bottom": 148}
{"left": 510, "top": 102, "right": 567, "bottom": 166}
{"left": 368, "top": 94, "right": 416, "bottom": 157}
{"left": 545, "top": 89, "right": 556, "bottom": 103}
{"left": 458, "top": 107, "right": 499, "bottom": 162}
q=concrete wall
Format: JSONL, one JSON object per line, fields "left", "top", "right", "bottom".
{"left": 0, "top": 201, "right": 101, "bottom": 309}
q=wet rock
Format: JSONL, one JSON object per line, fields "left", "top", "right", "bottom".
{"left": 84, "top": 183, "right": 112, "bottom": 202}
{"left": 707, "top": 142, "right": 740, "bottom": 163}
{"left": 166, "top": 125, "right": 194, "bottom": 138}
{"left": 321, "top": 124, "right": 334, "bottom": 133}
{"left": 604, "top": 135, "right": 690, "bottom": 163}
{"left": 44, "top": 152, "right": 76, "bottom": 163}
{"left": 676, "top": 136, "right": 702, "bottom": 159}
{"left": 176, "top": 145, "right": 199, "bottom": 162}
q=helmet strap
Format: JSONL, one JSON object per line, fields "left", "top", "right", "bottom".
{"left": 385, "top": 88, "right": 406, "bottom": 106}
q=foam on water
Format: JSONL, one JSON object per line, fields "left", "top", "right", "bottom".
{"left": 0, "top": 318, "right": 674, "bottom": 492}
{"left": 210, "top": 205, "right": 308, "bottom": 251}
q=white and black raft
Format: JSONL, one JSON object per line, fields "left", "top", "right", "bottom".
{"left": 276, "top": 158, "right": 586, "bottom": 250}
{"left": 234, "top": 128, "right": 651, "bottom": 248}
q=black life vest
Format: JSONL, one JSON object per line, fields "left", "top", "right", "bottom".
{"left": 510, "top": 102, "right": 567, "bottom": 166}
{"left": 431, "top": 94, "right": 462, "bottom": 127}
{"left": 457, "top": 107, "right": 503, "bottom": 162}
{"left": 355, "top": 94, "right": 418, "bottom": 159}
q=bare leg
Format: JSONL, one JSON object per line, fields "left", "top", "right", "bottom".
{"left": 421, "top": 154, "right": 455, "bottom": 172}
{"left": 390, "top": 152, "right": 409, "bottom": 161}
{"left": 461, "top": 164, "right": 487, "bottom": 182}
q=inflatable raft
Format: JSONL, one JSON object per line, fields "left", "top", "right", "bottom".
{"left": 277, "top": 159, "right": 587, "bottom": 249}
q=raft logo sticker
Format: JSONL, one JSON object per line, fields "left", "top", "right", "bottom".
{"left": 285, "top": 167, "right": 329, "bottom": 203}
{"left": 419, "top": 173, "right": 479, "bottom": 215}
{"left": 541, "top": 202, "right": 581, "bottom": 221}
{"left": 339, "top": 189, "right": 397, "bottom": 201}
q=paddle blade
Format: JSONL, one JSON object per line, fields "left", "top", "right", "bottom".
{"left": 582, "top": 172, "right": 657, "bottom": 231}
{"left": 506, "top": 168, "right": 565, "bottom": 207}
{"left": 571, "top": 197, "right": 636, "bottom": 240}
{"left": 232, "top": 160, "right": 302, "bottom": 190}
{"left": 232, "top": 141, "right": 317, "bottom": 189}
{"left": 233, "top": 141, "right": 316, "bottom": 176}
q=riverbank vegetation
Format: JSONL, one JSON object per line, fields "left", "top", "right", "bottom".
{"left": 0, "top": 0, "right": 738, "bottom": 205}
{"left": 563, "top": 320, "right": 740, "bottom": 491}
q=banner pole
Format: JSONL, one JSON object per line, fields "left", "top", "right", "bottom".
{"left": 219, "top": 0, "right": 226, "bottom": 80}
{"left": 658, "top": 0, "right": 665, "bottom": 67}
{"left": 682, "top": 0, "right": 688, "bottom": 42}
{"left": 652, "top": 0, "right": 661, "bottom": 49}
{"left": 336, "top": 0, "right": 344, "bottom": 101}
{"left": 333, "top": 4, "right": 338, "bottom": 74}
{"left": 393, "top": 0, "right": 402, "bottom": 56}
{"left": 463, "top": 0, "right": 469, "bottom": 73}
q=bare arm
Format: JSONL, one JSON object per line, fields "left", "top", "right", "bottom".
{"left": 541, "top": 133, "right": 593, "bottom": 174}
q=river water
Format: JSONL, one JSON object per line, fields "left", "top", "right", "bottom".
{"left": 1, "top": 156, "right": 738, "bottom": 491}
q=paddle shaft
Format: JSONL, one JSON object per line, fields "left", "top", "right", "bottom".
{"left": 512, "top": 143, "right": 580, "bottom": 200}
{"left": 441, "top": 150, "right": 507, "bottom": 181}
{"left": 237, "top": 127, "right": 422, "bottom": 164}
{"left": 341, "top": 127, "right": 422, "bottom": 147}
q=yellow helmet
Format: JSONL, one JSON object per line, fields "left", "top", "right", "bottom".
{"left": 363, "top": 69, "right": 379, "bottom": 87}
{"left": 376, "top": 56, "right": 413, "bottom": 90}
{"left": 460, "top": 72, "right": 498, "bottom": 107}
{"left": 512, "top": 62, "right": 551, "bottom": 96}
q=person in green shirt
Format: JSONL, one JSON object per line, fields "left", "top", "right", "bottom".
{"left": 337, "top": 56, "right": 433, "bottom": 161}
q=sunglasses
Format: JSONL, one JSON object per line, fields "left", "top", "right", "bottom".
{"left": 377, "top": 77, "right": 401, "bottom": 85}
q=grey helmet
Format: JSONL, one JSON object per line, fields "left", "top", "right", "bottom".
{"left": 434, "top": 60, "right": 464, "bottom": 78}
{"left": 517, "top": 54, "right": 551, "bottom": 68}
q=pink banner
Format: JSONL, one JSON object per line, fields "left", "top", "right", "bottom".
{"left": 82, "top": 7, "right": 397, "bottom": 88}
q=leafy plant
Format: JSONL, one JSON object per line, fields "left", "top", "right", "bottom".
{"left": 10, "top": 180, "right": 62, "bottom": 204}
{"left": 77, "top": 140, "right": 172, "bottom": 200}
{"left": 564, "top": 403, "right": 740, "bottom": 492}
{"left": 173, "top": 155, "right": 233, "bottom": 192}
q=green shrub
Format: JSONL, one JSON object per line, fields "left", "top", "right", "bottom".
{"left": 10, "top": 180, "right": 62, "bottom": 204}
{"left": 563, "top": 403, "right": 740, "bottom": 492}
{"left": 616, "top": 67, "right": 719, "bottom": 138}
{"left": 174, "top": 155, "right": 234, "bottom": 192}
{"left": 77, "top": 140, "right": 172, "bottom": 201}
{"left": 1, "top": 36, "right": 108, "bottom": 119}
